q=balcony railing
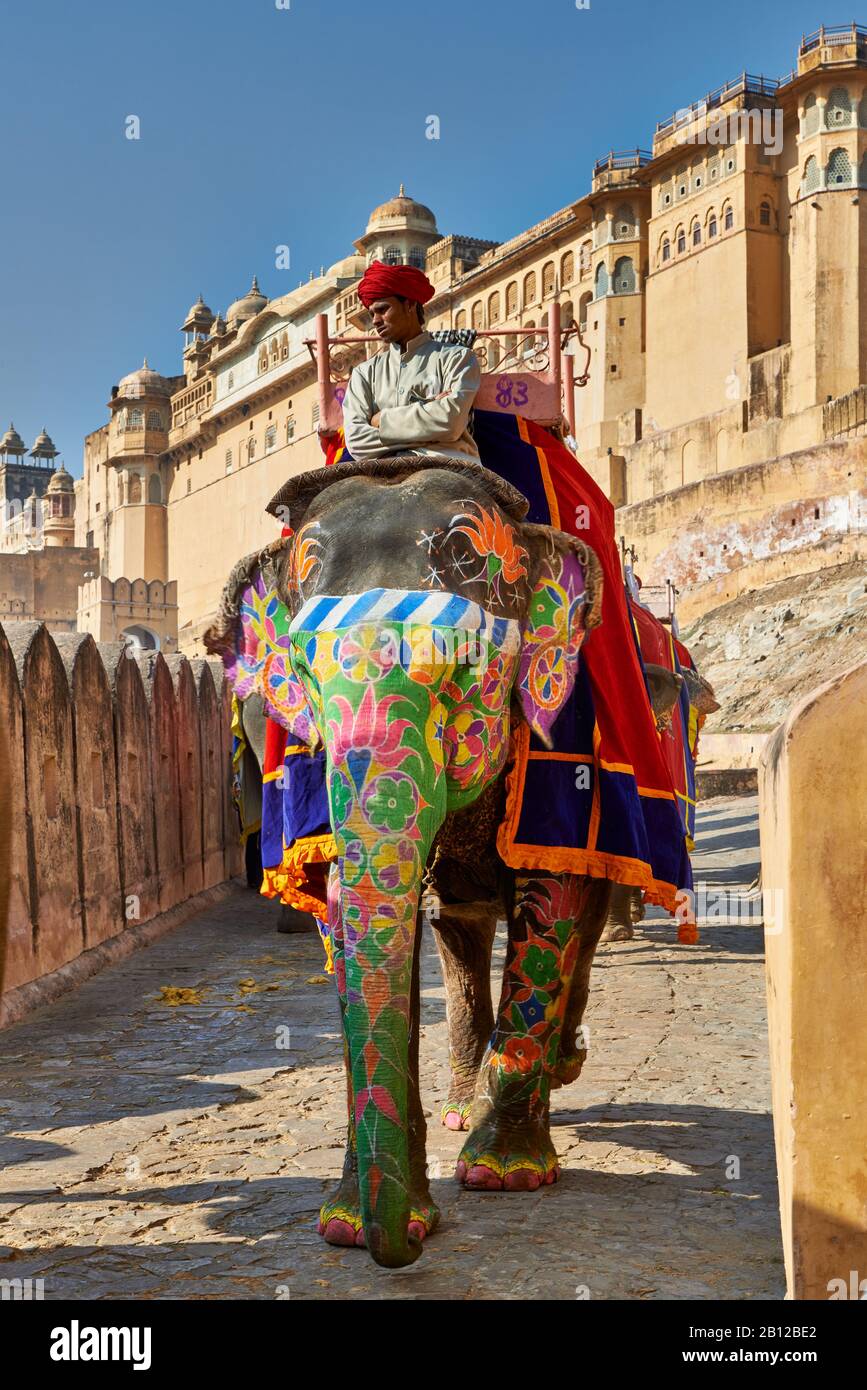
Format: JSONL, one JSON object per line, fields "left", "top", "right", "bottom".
{"left": 593, "top": 149, "right": 653, "bottom": 176}
{"left": 800, "top": 23, "right": 867, "bottom": 55}
{"left": 655, "top": 73, "right": 779, "bottom": 137}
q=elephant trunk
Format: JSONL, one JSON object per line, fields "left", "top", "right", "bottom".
{"left": 340, "top": 836, "right": 428, "bottom": 1269}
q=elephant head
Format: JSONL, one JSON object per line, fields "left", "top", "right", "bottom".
{"left": 681, "top": 665, "right": 720, "bottom": 717}
{"left": 644, "top": 662, "right": 684, "bottom": 731}
{"left": 208, "top": 456, "right": 602, "bottom": 1267}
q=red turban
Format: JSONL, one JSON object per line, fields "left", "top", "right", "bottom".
{"left": 357, "top": 260, "right": 435, "bottom": 308}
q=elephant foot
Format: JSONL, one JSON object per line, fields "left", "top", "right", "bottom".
{"left": 317, "top": 1175, "right": 440, "bottom": 1248}
{"left": 441, "top": 1096, "right": 473, "bottom": 1131}
{"left": 600, "top": 922, "right": 635, "bottom": 943}
{"left": 455, "top": 1119, "right": 560, "bottom": 1192}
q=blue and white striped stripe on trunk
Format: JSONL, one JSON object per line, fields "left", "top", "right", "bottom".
{"left": 290, "top": 588, "right": 519, "bottom": 648}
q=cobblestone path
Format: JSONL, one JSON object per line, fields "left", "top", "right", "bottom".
{"left": 0, "top": 795, "right": 784, "bottom": 1300}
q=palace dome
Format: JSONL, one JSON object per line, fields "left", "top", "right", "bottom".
{"left": 46, "top": 462, "right": 74, "bottom": 493}
{"left": 29, "top": 427, "right": 59, "bottom": 459}
{"left": 365, "top": 185, "right": 438, "bottom": 235}
{"left": 226, "top": 276, "right": 268, "bottom": 325}
{"left": 117, "top": 359, "right": 172, "bottom": 397}
{"left": 1, "top": 423, "right": 26, "bottom": 454}
{"left": 182, "top": 295, "right": 215, "bottom": 332}
{"left": 327, "top": 253, "right": 367, "bottom": 280}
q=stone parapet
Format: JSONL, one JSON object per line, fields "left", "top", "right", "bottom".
{"left": 0, "top": 621, "right": 241, "bottom": 1002}
{"left": 759, "top": 657, "right": 867, "bottom": 1298}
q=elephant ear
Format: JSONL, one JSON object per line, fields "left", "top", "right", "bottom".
{"left": 203, "top": 540, "right": 318, "bottom": 749}
{"left": 514, "top": 526, "right": 603, "bottom": 749}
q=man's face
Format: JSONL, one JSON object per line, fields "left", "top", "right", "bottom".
{"left": 368, "top": 295, "right": 420, "bottom": 344}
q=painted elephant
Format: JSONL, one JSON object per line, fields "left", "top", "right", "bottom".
{"left": 207, "top": 454, "right": 614, "bottom": 1269}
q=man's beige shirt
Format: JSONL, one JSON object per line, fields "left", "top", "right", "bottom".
{"left": 342, "top": 331, "right": 481, "bottom": 462}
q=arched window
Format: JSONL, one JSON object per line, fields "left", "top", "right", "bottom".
{"left": 286, "top": 415, "right": 295, "bottom": 441}
{"left": 824, "top": 87, "right": 852, "bottom": 128}
{"left": 578, "top": 291, "right": 592, "bottom": 328}
{"left": 523, "top": 271, "right": 536, "bottom": 307}
{"left": 258, "top": 347, "right": 268, "bottom": 373}
{"left": 383, "top": 245, "right": 401, "bottom": 265}
{"left": 280, "top": 331, "right": 289, "bottom": 359}
{"left": 661, "top": 236, "right": 671, "bottom": 263}
{"left": 560, "top": 250, "right": 574, "bottom": 285}
{"left": 723, "top": 204, "right": 734, "bottom": 231}
{"left": 408, "top": 245, "right": 425, "bottom": 269}
{"left": 148, "top": 473, "right": 162, "bottom": 504}
{"left": 269, "top": 338, "right": 279, "bottom": 365}
{"left": 827, "top": 147, "right": 852, "bottom": 185}
{"left": 692, "top": 219, "right": 701, "bottom": 246}
{"left": 707, "top": 155, "right": 720, "bottom": 183}
{"left": 803, "top": 155, "right": 820, "bottom": 194}
{"left": 487, "top": 339, "right": 499, "bottom": 370}
{"left": 487, "top": 290, "right": 500, "bottom": 323}
{"left": 247, "top": 437, "right": 256, "bottom": 462}
{"left": 504, "top": 334, "right": 517, "bottom": 359}
{"left": 455, "top": 309, "right": 467, "bottom": 331}
{"left": 146, "top": 410, "right": 162, "bottom": 430}
{"left": 523, "top": 321, "right": 536, "bottom": 355}
{"left": 659, "top": 182, "right": 673, "bottom": 209}
{"left": 128, "top": 473, "right": 142, "bottom": 503}
{"left": 803, "top": 92, "right": 819, "bottom": 136}
{"left": 691, "top": 157, "right": 704, "bottom": 193}
{"left": 471, "top": 300, "right": 484, "bottom": 329}
{"left": 562, "top": 299, "right": 574, "bottom": 330}
{"left": 579, "top": 241, "right": 592, "bottom": 275}
{"left": 129, "top": 408, "right": 143, "bottom": 429}
{"left": 676, "top": 165, "right": 687, "bottom": 199}
{"left": 759, "top": 200, "right": 772, "bottom": 226}
{"left": 506, "top": 281, "right": 518, "bottom": 316}
{"left": 708, "top": 213, "right": 718, "bottom": 239}
{"left": 613, "top": 256, "right": 636, "bottom": 293}
{"left": 594, "top": 262, "right": 609, "bottom": 297}
{"left": 542, "top": 260, "right": 556, "bottom": 296}
{"left": 676, "top": 225, "right": 686, "bottom": 254}
{"left": 265, "top": 424, "right": 277, "bottom": 451}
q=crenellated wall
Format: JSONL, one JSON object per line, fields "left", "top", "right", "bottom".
{"left": 0, "top": 620, "right": 242, "bottom": 1000}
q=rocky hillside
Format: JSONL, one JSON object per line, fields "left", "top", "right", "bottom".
{"left": 681, "top": 559, "right": 867, "bottom": 736}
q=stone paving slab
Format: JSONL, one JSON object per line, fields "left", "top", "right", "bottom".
{"left": 0, "top": 795, "right": 784, "bottom": 1300}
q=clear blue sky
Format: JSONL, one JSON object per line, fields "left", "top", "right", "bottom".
{"left": 0, "top": 0, "right": 825, "bottom": 472}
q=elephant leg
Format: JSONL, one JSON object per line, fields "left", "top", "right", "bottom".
{"left": 600, "top": 881, "right": 643, "bottom": 943}
{"left": 553, "top": 878, "right": 611, "bottom": 1086}
{"left": 457, "top": 872, "right": 597, "bottom": 1192}
{"left": 317, "top": 872, "right": 440, "bottom": 1251}
{"left": 431, "top": 901, "right": 497, "bottom": 1131}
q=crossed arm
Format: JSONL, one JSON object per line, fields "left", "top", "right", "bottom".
{"left": 342, "top": 348, "right": 480, "bottom": 459}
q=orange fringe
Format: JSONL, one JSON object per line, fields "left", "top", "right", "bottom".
{"left": 496, "top": 722, "right": 683, "bottom": 916}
